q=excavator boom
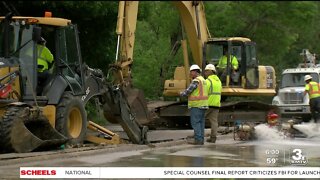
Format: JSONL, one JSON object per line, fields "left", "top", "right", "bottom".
{"left": 112, "top": 1, "right": 277, "bottom": 129}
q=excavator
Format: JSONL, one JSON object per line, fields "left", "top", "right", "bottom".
{"left": 112, "top": 1, "right": 277, "bottom": 129}
{"left": 0, "top": 12, "right": 148, "bottom": 153}
{"left": 0, "top": 1, "right": 276, "bottom": 153}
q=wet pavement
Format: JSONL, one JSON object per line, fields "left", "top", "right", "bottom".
{"left": 0, "top": 124, "right": 319, "bottom": 179}
{"left": 104, "top": 123, "right": 320, "bottom": 168}
{"left": 101, "top": 136, "right": 320, "bottom": 168}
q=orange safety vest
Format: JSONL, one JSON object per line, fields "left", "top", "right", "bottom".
{"left": 306, "top": 81, "right": 320, "bottom": 99}
{"left": 188, "top": 76, "right": 208, "bottom": 108}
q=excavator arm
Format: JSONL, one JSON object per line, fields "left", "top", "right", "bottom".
{"left": 112, "top": 1, "right": 211, "bottom": 86}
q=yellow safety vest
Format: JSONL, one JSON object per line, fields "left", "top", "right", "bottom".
{"left": 217, "top": 55, "right": 239, "bottom": 70}
{"left": 206, "top": 74, "right": 222, "bottom": 107}
{"left": 37, "top": 45, "right": 54, "bottom": 73}
{"left": 305, "top": 81, "right": 320, "bottom": 99}
{"left": 188, "top": 76, "right": 208, "bottom": 108}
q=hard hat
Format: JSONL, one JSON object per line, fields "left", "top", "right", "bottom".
{"left": 38, "top": 37, "right": 46, "bottom": 44}
{"left": 205, "top": 64, "right": 216, "bottom": 72}
{"left": 304, "top": 75, "right": 312, "bottom": 81}
{"left": 190, "top": 64, "right": 201, "bottom": 71}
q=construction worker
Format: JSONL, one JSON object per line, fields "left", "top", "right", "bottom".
{"left": 204, "top": 64, "right": 222, "bottom": 143}
{"left": 217, "top": 47, "right": 239, "bottom": 71}
{"left": 217, "top": 47, "right": 239, "bottom": 83}
{"left": 37, "top": 37, "right": 54, "bottom": 94}
{"left": 180, "top": 64, "right": 208, "bottom": 145}
{"left": 304, "top": 74, "right": 320, "bottom": 123}
{"left": 37, "top": 37, "right": 54, "bottom": 73}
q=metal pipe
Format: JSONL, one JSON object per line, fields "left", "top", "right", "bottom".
{"left": 115, "top": 35, "right": 121, "bottom": 62}
{"left": 115, "top": 1, "right": 125, "bottom": 62}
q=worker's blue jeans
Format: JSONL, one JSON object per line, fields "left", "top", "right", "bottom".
{"left": 190, "top": 107, "right": 206, "bottom": 142}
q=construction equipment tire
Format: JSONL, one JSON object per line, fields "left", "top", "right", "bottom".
{"left": 56, "top": 92, "right": 87, "bottom": 146}
{"left": 0, "top": 106, "right": 24, "bottom": 153}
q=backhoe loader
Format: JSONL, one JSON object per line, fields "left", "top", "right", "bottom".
{"left": 0, "top": 12, "right": 148, "bottom": 153}
{"left": 112, "top": 1, "right": 277, "bottom": 128}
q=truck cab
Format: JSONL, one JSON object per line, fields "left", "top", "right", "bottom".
{"left": 272, "top": 50, "right": 320, "bottom": 121}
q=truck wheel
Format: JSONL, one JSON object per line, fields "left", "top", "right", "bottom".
{"left": 56, "top": 92, "right": 87, "bottom": 146}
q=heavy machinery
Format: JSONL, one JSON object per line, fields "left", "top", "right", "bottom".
{"left": 0, "top": 1, "right": 277, "bottom": 153}
{"left": 0, "top": 12, "right": 148, "bottom": 153}
{"left": 272, "top": 49, "right": 319, "bottom": 122}
{"left": 113, "top": 1, "right": 277, "bottom": 129}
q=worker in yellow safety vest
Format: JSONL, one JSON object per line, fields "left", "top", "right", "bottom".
{"left": 304, "top": 74, "right": 320, "bottom": 123}
{"left": 217, "top": 47, "right": 239, "bottom": 84}
{"left": 180, "top": 64, "right": 208, "bottom": 145}
{"left": 37, "top": 37, "right": 54, "bottom": 73}
{"left": 217, "top": 48, "right": 239, "bottom": 70}
{"left": 204, "top": 64, "right": 222, "bottom": 143}
{"left": 37, "top": 37, "right": 54, "bottom": 94}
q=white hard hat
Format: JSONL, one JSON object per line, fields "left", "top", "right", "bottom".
{"left": 205, "top": 64, "right": 216, "bottom": 72}
{"left": 304, "top": 75, "right": 312, "bottom": 81}
{"left": 190, "top": 64, "right": 201, "bottom": 71}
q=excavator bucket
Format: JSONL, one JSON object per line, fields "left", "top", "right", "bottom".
{"left": 103, "top": 87, "right": 151, "bottom": 125}
{"left": 0, "top": 111, "right": 68, "bottom": 153}
{"left": 102, "top": 87, "right": 149, "bottom": 144}
{"left": 9, "top": 119, "right": 67, "bottom": 153}
{"left": 123, "top": 87, "right": 151, "bottom": 125}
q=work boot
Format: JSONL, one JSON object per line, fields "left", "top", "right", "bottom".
{"left": 187, "top": 139, "right": 204, "bottom": 145}
{"left": 206, "top": 137, "right": 216, "bottom": 143}
{"left": 186, "top": 135, "right": 194, "bottom": 139}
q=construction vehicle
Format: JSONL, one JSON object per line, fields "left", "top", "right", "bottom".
{"left": 272, "top": 49, "right": 320, "bottom": 122}
{"left": 0, "top": 12, "right": 148, "bottom": 153}
{"left": 113, "top": 1, "right": 277, "bottom": 129}
{"left": 0, "top": 1, "right": 277, "bottom": 153}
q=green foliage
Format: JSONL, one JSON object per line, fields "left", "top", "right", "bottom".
{"left": 11, "top": 1, "right": 118, "bottom": 73}
{"left": 8, "top": 1, "right": 320, "bottom": 100}
{"left": 85, "top": 99, "right": 107, "bottom": 126}
{"left": 205, "top": 1, "right": 320, "bottom": 78}
{"left": 132, "top": 2, "right": 181, "bottom": 98}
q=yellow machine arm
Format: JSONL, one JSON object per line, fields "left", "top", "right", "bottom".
{"left": 113, "top": 1, "right": 211, "bottom": 87}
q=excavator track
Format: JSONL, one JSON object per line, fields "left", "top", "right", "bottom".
{"left": 145, "top": 100, "right": 277, "bottom": 129}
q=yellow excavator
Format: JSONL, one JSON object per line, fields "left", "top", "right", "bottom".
{"left": 0, "top": 12, "right": 148, "bottom": 153}
{"left": 0, "top": 1, "right": 276, "bottom": 153}
{"left": 112, "top": 1, "right": 277, "bottom": 128}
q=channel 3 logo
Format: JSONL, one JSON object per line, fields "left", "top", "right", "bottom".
{"left": 290, "top": 148, "right": 308, "bottom": 166}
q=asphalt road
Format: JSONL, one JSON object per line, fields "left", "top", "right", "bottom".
{"left": 0, "top": 127, "right": 319, "bottom": 179}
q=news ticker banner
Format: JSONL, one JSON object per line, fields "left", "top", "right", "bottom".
{"left": 20, "top": 167, "right": 320, "bottom": 179}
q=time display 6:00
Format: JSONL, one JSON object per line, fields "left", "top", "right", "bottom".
{"left": 265, "top": 149, "right": 280, "bottom": 155}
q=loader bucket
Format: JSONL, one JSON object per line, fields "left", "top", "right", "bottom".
{"left": 10, "top": 118, "right": 68, "bottom": 153}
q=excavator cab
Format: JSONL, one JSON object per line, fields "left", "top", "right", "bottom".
{"left": 204, "top": 37, "right": 276, "bottom": 97}
{"left": 164, "top": 37, "right": 275, "bottom": 97}
{"left": 206, "top": 37, "right": 259, "bottom": 88}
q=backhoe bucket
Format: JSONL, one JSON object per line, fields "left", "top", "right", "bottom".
{"left": 9, "top": 119, "right": 68, "bottom": 153}
{"left": 123, "top": 87, "right": 151, "bottom": 125}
